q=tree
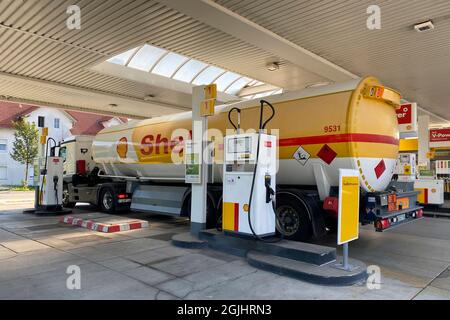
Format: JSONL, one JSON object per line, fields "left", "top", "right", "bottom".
{"left": 10, "top": 118, "right": 39, "bottom": 187}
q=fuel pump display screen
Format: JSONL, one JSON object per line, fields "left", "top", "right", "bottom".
{"left": 228, "top": 136, "right": 251, "bottom": 154}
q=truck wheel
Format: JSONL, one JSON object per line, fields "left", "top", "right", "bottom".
{"left": 99, "top": 187, "right": 116, "bottom": 213}
{"left": 62, "top": 184, "right": 76, "bottom": 208}
{"left": 275, "top": 194, "right": 312, "bottom": 241}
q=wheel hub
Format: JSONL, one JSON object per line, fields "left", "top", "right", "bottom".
{"left": 103, "top": 191, "right": 113, "bottom": 210}
{"left": 276, "top": 205, "right": 300, "bottom": 237}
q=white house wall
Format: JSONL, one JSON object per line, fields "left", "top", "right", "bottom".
{"left": 0, "top": 107, "right": 73, "bottom": 186}
{"left": 0, "top": 128, "right": 32, "bottom": 186}
{"left": 27, "top": 107, "right": 73, "bottom": 148}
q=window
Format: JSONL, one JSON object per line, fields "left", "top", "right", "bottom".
{"left": 59, "top": 147, "right": 67, "bottom": 162}
{"left": 38, "top": 116, "right": 45, "bottom": 128}
{"left": 54, "top": 118, "right": 60, "bottom": 129}
{"left": 0, "top": 139, "right": 6, "bottom": 152}
{"left": 0, "top": 166, "right": 6, "bottom": 180}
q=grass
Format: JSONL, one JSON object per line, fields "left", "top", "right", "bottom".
{"left": 0, "top": 185, "right": 35, "bottom": 192}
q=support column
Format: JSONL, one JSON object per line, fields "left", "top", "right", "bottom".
{"left": 190, "top": 86, "right": 208, "bottom": 235}
{"left": 418, "top": 115, "right": 430, "bottom": 169}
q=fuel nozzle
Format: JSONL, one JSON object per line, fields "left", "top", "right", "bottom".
{"left": 53, "top": 176, "right": 59, "bottom": 190}
{"left": 264, "top": 174, "right": 275, "bottom": 203}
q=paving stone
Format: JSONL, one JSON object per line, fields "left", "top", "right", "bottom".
{"left": 94, "top": 238, "right": 169, "bottom": 256}
{"left": 156, "top": 278, "right": 195, "bottom": 298}
{"left": 124, "top": 266, "right": 175, "bottom": 285}
{"left": 199, "top": 248, "right": 241, "bottom": 263}
{"left": 151, "top": 253, "right": 226, "bottom": 277}
{"left": 125, "top": 249, "right": 171, "bottom": 265}
{"left": 0, "top": 254, "right": 90, "bottom": 283}
{"left": 66, "top": 246, "right": 119, "bottom": 262}
{"left": 156, "top": 290, "right": 181, "bottom": 300}
{"left": 63, "top": 234, "right": 112, "bottom": 245}
{"left": 153, "top": 244, "right": 195, "bottom": 258}
{"left": 147, "top": 232, "right": 178, "bottom": 241}
{"left": 120, "top": 228, "right": 168, "bottom": 238}
{"left": 413, "top": 286, "right": 450, "bottom": 300}
{"left": 428, "top": 267, "right": 450, "bottom": 292}
{"left": 27, "top": 236, "right": 77, "bottom": 250}
{"left": 0, "top": 229, "right": 24, "bottom": 242}
{"left": 80, "top": 283, "right": 159, "bottom": 300}
{"left": 1, "top": 239, "right": 50, "bottom": 253}
{"left": 183, "top": 259, "right": 257, "bottom": 291}
{"left": 97, "top": 257, "right": 142, "bottom": 272}
{"left": 0, "top": 245, "right": 16, "bottom": 260}
{"left": 0, "top": 262, "right": 157, "bottom": 300}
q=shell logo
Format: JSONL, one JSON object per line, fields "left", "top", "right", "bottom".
{"left": 117, "top": 137, "right": 128, "bottom": 159}
{"left": 431, "top": 188, "right": 436, "bottom": 193}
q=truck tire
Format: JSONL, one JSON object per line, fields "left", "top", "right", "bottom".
{"left": 62, "top": 184, "right": 76, "bottom": 208}
{"left": 275, "top": 193, "right": 313, "bottom": 241}
{"left": 99, "top": 187, "right": 116, "bottom": 213}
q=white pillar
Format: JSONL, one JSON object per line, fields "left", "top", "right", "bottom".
{"left": 190, "top": 86, "right": 208, "bottom": 235}
{"left": 418, "top": 115, "right": 430, "bottom": 169}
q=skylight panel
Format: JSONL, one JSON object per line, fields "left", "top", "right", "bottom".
{"left": 107, "top": 48, "right": 138, "bottom": 65}
{"left": 225, "top": 77, "right": 251, "bottom": 95}
{"left": 151, "top": 52, "right": 189, "bottom": 77}
{"left": 172, "top": 59, "right": 208, "bottom": 82}
{"left": 192, "top": 66, "right": 225, "bottom": 85}
{"left": 128, "top": 44, "right": 166, "bottom": 72}
{"left": 214, "top": 72, "right": 241, "bottom": 91}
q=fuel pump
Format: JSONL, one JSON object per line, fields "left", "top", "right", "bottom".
{"left": 222, "top": 100, "right": 279, "bottom": 240}
{"left": 394, "top": 153, "right": 417, "bottom": 182}
{"left": 24, "top": 137, "right": 70, "bottom": 214}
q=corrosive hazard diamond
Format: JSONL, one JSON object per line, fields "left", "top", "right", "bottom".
{"left": 293, "top": 146, "right": 310, "bottom": 166}
{"left": 317, "top": 144, "right": 337, "bottom": 165}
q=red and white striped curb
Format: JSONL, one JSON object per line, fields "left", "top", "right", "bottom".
{"left": 59, "top": 216, "right": 149, "bottom": 233}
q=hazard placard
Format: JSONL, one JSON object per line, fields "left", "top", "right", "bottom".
{"left": 337, "top": 169, "right": 360, "bottom": 245}
{"left": 293, "top": 146, "right": 310, "bottom": 166}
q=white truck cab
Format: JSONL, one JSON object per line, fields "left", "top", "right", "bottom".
{"left": 59, "top": 135, "right": 129, "bottom": 210}
{"left": 60, "top": 135, "right": 96, "bottom": 176}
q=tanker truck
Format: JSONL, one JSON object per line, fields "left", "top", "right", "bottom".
{"left": 59, "top": 77, "right": 423, "bottom": 241}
